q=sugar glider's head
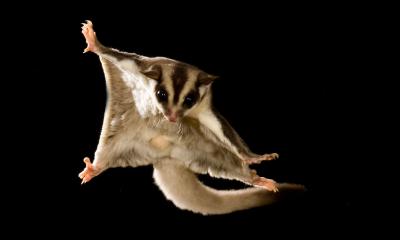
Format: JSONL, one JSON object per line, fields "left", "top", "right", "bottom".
{"left": 141, "top": 58, "right": 217, "bottom": 123}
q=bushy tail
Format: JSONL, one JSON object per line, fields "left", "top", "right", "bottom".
{"left": 153, "top": 162, "right": 305, "bottom": 215}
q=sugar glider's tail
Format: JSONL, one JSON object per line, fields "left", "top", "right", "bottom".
{"left": 153, "top": 162, "right": 305, "bottom": 215}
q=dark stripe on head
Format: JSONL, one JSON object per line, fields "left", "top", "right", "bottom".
{"left": 171, "top": 65, "right": 188, "bottom": 104}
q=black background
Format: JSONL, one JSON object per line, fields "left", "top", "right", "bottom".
{"left": 6, "top": 3, "right": 386, "bottom": 235}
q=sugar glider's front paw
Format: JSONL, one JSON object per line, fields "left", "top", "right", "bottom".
{"left": 244, "top": 153, "right": 279, "bottom": 164}
{"left": 81, "top": 20, "right": 98, "bottom": 53}
{"left": 78, "top": 157, "right": 97, "bottom": 184}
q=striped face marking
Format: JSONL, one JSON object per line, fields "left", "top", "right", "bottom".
{"left": 171, "top": 66, "right": 188, "bottom": 104}
{"left": 143, "top": 60, "right": 216, "bottom": 123}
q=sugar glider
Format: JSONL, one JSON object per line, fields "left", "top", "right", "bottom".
{"left": 79, "top": 20, "right": 304, "bottom": 215}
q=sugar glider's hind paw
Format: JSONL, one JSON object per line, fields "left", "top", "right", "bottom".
{"left": 81, "top": 20, "right": 98, "bottom": 53}
{"left": 244, "top": 153, "right": 279, "bottom": 165}
{"left": 252, "top": 176, "right": 279, "bottom": 192}
{"left": 78, "top": 157, "right": 96, "bottom": 184}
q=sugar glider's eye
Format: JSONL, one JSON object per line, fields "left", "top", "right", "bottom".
{"left": 183, "top": 92, "right": 198, "bottom": 108}
{"left": 156, "top": 88, "right": 168, "bottom": 103}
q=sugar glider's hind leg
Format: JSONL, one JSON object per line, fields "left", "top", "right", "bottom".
{"left": 78, "top": 157, "right": 103, "bottom": 184}
{"left": 200, "top": 153, "right": 279, "bottom": 192}
{"left": 78, "top": 61, "right": 134, "bottom": 185}
{"left": 250, "top": 170, "right": 279, "bottom": 192}
{"left": 233, "top": 168, "right": 279, "bottom": 193}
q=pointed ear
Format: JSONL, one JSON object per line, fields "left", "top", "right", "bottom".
{"left": 198, "top": 72, "right": 218, "bottom": 86}
{"left": 141, "top": 65, "right": 162, "bottom": 81}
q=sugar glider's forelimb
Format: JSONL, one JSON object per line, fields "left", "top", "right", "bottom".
{"left": 82, "top": 20, "right": 147, "bottom": 75}
{"left": 81, "top": 20, "right": 139, "bottom": 122}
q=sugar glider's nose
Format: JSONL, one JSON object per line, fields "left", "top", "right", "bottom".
{"left": 166, "top": 108, "right": 178, "bottom": 122}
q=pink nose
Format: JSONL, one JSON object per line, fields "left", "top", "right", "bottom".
{"left": 166, "top": 109, "right": 177, "bottom": 122}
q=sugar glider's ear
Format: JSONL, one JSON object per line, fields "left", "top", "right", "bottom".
{"left": 198, "top": 72, "right": 218, "bottom": 86}
{"left": 141, "top": 64, "right": 162, "bottom": 82}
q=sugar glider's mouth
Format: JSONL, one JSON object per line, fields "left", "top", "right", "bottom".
{"left": 166, "top": 115, "right": 177, "bottom": 123}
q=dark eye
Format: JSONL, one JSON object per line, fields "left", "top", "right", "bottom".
{"left": 156, "top": 88, "right": 168, "bottom": 103}
{"left": 183, "top": 92, "right": 198, "bottom": 108}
